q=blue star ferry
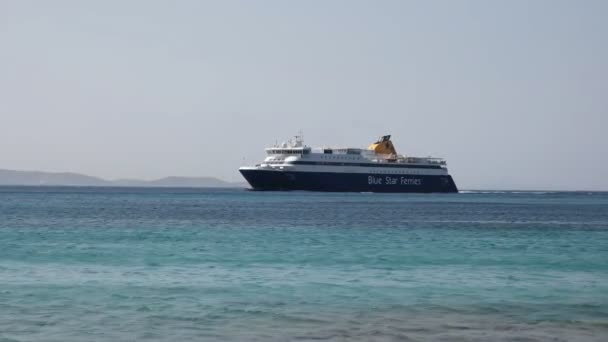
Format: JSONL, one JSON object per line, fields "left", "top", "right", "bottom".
{"left": 239, "top": 134, "right": 458, "bottom": 193}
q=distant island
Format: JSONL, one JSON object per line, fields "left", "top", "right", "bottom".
{"left": 0, "top": 169, "right": 247, "bottom": 188}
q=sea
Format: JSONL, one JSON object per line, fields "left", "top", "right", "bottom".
{"left": 1, "top": 187, "right": 607, "bottom": 341}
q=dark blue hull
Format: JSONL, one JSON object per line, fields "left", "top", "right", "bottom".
{"left": 240, "top": 169, "right": 458, "bottom": 193}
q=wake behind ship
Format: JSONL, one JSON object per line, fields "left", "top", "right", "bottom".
{"left": 239, "top": 134, "right": 458, "bottom": 193}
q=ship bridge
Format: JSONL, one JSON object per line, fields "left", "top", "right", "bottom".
{"left": 265, "top": 133, "right": 311, "bottom": 156}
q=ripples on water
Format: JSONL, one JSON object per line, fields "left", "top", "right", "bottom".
{"left": 1, "top": 187, "right": 608, "bottom": 341}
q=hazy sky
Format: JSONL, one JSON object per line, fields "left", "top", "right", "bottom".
{"left": 1, "top": 0, "right": 607, "bottom": 190}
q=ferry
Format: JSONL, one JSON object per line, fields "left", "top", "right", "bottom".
{"left": 239, "top": 134, "right": 458, "bottom": 193}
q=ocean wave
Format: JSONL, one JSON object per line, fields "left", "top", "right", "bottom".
{"left": 459, "top": 190, "right": 552, "bottom": 194}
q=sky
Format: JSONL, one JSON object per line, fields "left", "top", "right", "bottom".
{"left": 1, "top": 0, "right": 607, "bottom": 190}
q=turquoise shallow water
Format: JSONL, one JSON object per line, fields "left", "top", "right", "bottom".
{"left": 1, "top": 187, "right": 608, "bottom": 341}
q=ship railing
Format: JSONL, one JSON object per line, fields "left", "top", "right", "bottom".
{"left": 265, "top": 147, "right": 310, "bottom": 155}
{"left": 371, "top": 156, "right": 447, "bottom": 166}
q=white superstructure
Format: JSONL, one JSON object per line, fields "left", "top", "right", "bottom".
{"left": 240, "top": 134, "right": 449, "bottom": 176}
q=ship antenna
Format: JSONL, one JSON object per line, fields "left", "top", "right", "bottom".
{"left": 295, "top": 129, "right": 304, "bottom": 147}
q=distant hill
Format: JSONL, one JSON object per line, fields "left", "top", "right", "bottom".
{"left": 0, "top": 169, "right": 245, "bottom": 188}
{"left": 0, "top": 169, "right": 108, "bottom": 186}
{"left": 112, "top": 176, "right": 237, "bottom": 188}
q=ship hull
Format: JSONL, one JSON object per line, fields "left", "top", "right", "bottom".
{"left": 240, "top": 169, "right": 458, "bottom": 193}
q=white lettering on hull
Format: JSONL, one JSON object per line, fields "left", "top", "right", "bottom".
{"left": 400, "top": 177, "right": 422, "bottom": 185}
{"left": 368, "top": 176, "right": 422, "bottom": 186}
{"left": 368, "top": 176, "right": 383, "bottom": 184}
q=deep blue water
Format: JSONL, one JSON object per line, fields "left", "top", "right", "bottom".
{"left": 1, "top": 187, "right": 607, "bottom": 341}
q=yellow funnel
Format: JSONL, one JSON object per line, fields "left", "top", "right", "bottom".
{"left": 368, "top": 135, "right": 397, "bottom": 155}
